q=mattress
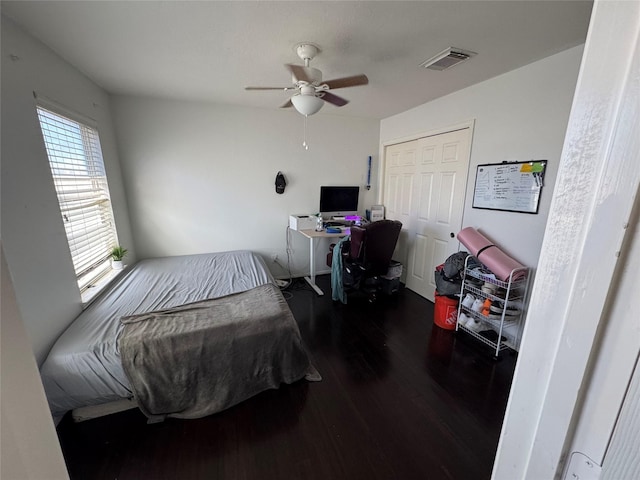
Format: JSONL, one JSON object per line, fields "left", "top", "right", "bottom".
{"left": 40, "top": 250, "right": 275, "bottom": 418}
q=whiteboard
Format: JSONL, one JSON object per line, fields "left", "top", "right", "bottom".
{"left": 472, "top": 160, "right": 547, "bottom": 214}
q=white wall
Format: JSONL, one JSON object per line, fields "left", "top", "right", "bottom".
{"left": 0, "top": 17, "right": 135, "bottom": 364}
{"left": 111, "top": 96, "right": 380, "bottom": 276}
{"left": 380, "top": 46, "right": 584, "bottom": 271}
{"left": 1, "top": 243, "right": 69, "bottom": 480}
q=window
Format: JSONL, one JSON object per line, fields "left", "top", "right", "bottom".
{"left": 36, "top": 105, "right": 119, "bottom": 296}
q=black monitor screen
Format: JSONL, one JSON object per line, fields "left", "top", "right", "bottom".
{"left": 319, "top": 186, "right": 359, "bottom": 215}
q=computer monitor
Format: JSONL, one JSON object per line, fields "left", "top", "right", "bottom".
{"left": 319, "top": 186, "right": 359, "bottom": 218}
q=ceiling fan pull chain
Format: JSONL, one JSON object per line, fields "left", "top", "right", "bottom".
{"left": 302, "top": 115, "right": 309, "bottom": 150}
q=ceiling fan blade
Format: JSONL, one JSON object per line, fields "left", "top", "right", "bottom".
{"left": 322, "top": 74, "right": 369, "bottom": 90}
{"left": 280, "top": 99, "right": 293, "bottom": 108}
{"left": 245, "top": 86, "right": 294, "bottom": 91}
{"left": 285, "top": 64, "right": 315, "bottom": 83}
{"left": 321, "top": 91, "right": 349, "bottom": 107}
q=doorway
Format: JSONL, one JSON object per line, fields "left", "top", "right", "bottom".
{"left": 383, "top": 125, "right": 472, "bottom": 302}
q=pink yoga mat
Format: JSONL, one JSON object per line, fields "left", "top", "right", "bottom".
{"left": 457, "top": 227, "right": 526, "bottom": 282}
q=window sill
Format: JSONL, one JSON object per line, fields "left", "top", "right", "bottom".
{"left": 81, "top": 266, "right": 127, "bottom": 308}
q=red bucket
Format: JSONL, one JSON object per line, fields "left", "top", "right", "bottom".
{"left": 434, "top": 292, "right": 458, "bottom": 330}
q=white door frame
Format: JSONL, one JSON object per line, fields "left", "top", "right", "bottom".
{"left": 492, "top": 1, "right": 640, "bottom": 478}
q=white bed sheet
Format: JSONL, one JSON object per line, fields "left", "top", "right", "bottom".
{"left": 40, "top": 250, "right": 274, "bottom": 417}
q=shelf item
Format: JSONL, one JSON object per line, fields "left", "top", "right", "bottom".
{"left": 456, "top": 256, "right": 530, "bottom": 357}
{"left": 457, "top": 227, "right": 527, "bottom": 282}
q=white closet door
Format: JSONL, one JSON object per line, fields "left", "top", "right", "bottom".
{"left": 384, "top": 140, "right": 417, "bottom": 271}
{"left": 384, "top": 128, "right": 471, "bottom": 302}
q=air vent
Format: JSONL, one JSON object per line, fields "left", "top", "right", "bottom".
{"left": 420, "top": 47, "right": 477, "bottom": 71}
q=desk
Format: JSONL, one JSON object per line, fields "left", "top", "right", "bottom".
{"left": 297, "top": 228, "right": 349, "bottom": 295}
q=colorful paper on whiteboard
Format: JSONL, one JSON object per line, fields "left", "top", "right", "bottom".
{"left": 531, "top": 162, "right": 545, "bottom": 173}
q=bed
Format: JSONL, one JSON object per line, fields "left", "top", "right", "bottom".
{"left": 40, "top": 250, "right": 319, "bottom": 421}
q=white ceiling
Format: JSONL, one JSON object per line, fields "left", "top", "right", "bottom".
{"left": 1, "top": 1, "right": 593, "bottom": 120}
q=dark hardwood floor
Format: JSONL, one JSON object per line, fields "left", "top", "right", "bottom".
{"left": 56, "top": 275, "right": 517, "bottom": 480}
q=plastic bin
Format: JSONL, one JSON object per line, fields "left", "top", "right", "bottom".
{"left": 433, "top": 291, "right": 458, "bottom": 330}
{"left": 381, "top": 277, "right": 400, "bottom": 295}
{"left": 384, "top": 260, "right": 403, "bottom": 279}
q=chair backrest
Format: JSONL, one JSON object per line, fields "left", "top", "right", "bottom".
{"left": 349, "top": 220, "right": 402, "bottom": 275}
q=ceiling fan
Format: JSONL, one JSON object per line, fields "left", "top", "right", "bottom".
{"left": 245, "top": 43, "right": 369, "bottom": 116}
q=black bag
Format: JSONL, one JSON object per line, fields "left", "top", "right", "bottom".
{"left": 435, "top": 251, "right": 476, "bottom": 297}
{"left": 435, "top": 269, "right": 462, "bottom": 296}
{"left": 443, "top": 251, "right": 468, "bottom": 281}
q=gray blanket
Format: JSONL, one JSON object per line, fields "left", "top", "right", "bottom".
{"left": 119, "top": 284, "right": 320, "bottom": 421}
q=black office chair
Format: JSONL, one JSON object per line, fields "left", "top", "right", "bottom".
{"left": 329, "top": 220, "right": 402, "bottom": 301}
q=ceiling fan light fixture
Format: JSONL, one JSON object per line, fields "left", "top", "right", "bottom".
{"left": 245, "top": 41, "right": 366, "bottom": 119}
{"left": 291, "top": 94, "right": 324, "bottom": 116}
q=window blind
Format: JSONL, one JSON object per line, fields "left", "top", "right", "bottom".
{"left": 37, "top": 106, "right": 118, "bottom": 292}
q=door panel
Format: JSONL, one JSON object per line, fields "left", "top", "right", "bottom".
{"left": 411, "top": 233, "right": 429, "bottom": 281}
{"left": 389, "top": 150, "right": 401, "bottom": 167}
{"left": 384, "top": 128, "right": 471, "bottom": 302}
{"left": 437, "top": 172, "right": 456, "bottom": 223}
{"left": 421, "top": 145, "right": 436, "bottom": 165}
{"left": 400, "top": 174, "right": 413, "bottom": 218}
{"left": 429, "top": 237, "right": 450, "bottom": 293}
{"left": 384, "top": 142, "right": 416, "bottom": 281}
{"left": 385, "top": 174, "right": 399, "bottom": 218}
{"left": 442, "top": 141, "right": 460, "bottom": 163}
{"left": 402, "top": 149, "right": 417, "bottom": 166}
{"left": 417, "top": 173, "right": 434, "bottom": 221}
